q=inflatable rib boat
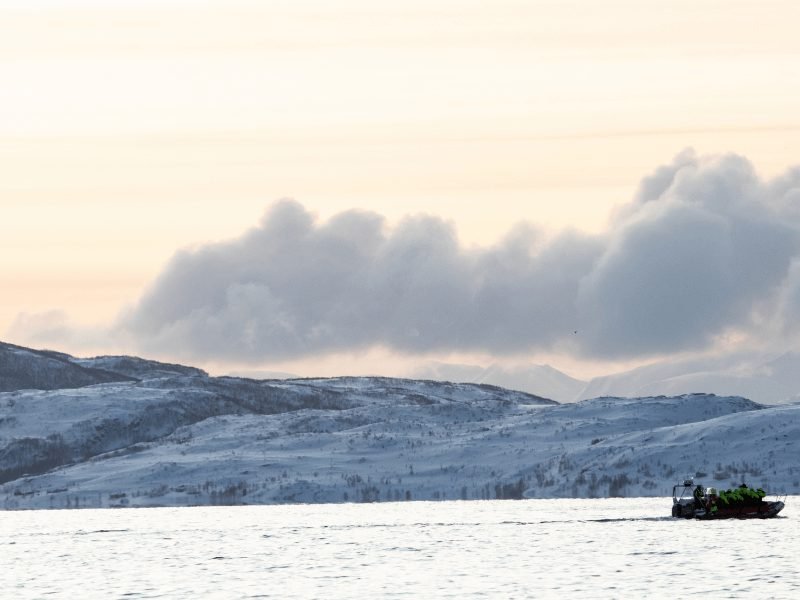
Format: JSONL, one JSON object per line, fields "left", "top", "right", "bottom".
{"left": 672, "top": 479, "right": 785, "bottom": 520}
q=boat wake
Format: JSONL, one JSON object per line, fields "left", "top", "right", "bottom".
{"left": 499, "top": 516, "right": 675, "bottom": 525}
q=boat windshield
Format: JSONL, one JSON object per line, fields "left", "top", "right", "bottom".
{"left": 672, "top": 483, "right": 698, "bottom": 503}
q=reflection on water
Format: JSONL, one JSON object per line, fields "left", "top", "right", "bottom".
{"left": 2, "top": 498, "right": 797, "bottom": 599}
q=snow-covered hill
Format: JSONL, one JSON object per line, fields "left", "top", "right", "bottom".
{"left": 1, "top": 343, "right": 798, "bottom": 509}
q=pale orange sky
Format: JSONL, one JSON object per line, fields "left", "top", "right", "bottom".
{"left": 3, "top": 0, "right": 800, "bottom": 377}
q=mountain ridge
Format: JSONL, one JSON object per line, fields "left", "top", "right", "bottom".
{"left": 1, "top": 342, "right": 798, "bottom": 509}
{"left": 0, "top": 341, "right": 136, "bottom": 392}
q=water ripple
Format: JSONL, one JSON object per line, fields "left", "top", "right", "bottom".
{"left": 1, "top": 497, "right": 796, "bottom": 599}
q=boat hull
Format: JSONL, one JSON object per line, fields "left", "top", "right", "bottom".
{"left": 673, "top": 500, "right": 784, "bottom": 520}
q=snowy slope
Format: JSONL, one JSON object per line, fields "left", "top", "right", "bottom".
{"left": 1, "top": 343, "right": 798, "bottom": 510}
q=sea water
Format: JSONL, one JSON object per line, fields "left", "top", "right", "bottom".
{"left": 2, "top": 497, "right": 797, "bottom": 599}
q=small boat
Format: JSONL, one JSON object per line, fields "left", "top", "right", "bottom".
{"left": 672, "top": 479, "right": 785, "bottom": 520}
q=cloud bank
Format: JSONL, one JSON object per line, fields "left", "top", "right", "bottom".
{"left": 31, "top": 150, "right": 800, "bottom": 364}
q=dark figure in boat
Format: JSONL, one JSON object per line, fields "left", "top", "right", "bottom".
{"left": 693, "top": 484, "right": 705, "bottom": 509}
{"left": 705, "top": 487, "right": 720, "bottom": 515}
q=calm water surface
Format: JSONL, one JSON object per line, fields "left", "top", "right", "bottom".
{"left": 2, "top": 498, "right": 797, "bottom": 598}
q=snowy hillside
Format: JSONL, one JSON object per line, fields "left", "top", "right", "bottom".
{"left": 1, "top": 343, "right": 799, "bottom": 509}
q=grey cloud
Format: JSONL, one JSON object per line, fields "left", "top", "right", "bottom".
{"left": 633, "top": 147, "right": 698, "bottom": 205}
{"left": 119, "top": 201, "right": 599, "bottom": 361}
{"left": 774, "top": 260, "right": 800, "bottom": 338}
{"left": 577, "top": 151, "right": 799, "bottom": 357}
{"left": 116, "top": 151, "right": 800, "bottom": 363}
{"left": 577, "top": 203, "right": 794, "bottom": 356}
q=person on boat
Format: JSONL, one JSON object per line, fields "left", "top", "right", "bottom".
{"left": 706, "top": 487, "right": 719, "bottom": 514}
{"left": 693, "top": 484, "right": 705, "bottom": 508}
